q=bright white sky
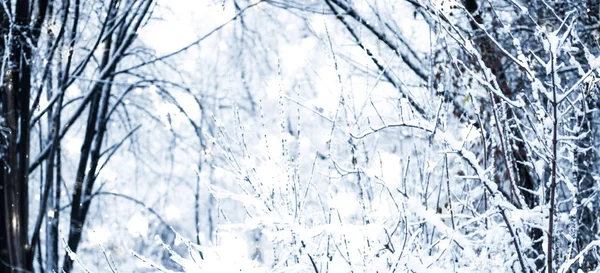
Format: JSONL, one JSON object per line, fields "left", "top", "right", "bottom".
{"left": 140, "top": 1, "right": 235, "bottom": 54}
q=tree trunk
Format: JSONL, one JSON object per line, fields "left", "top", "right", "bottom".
{"left": 0, "top": 1, "right": 33, "bottom": 272}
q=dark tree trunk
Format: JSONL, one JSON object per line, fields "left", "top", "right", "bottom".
{"left": 0, "top": 1, "right": 33, "bottom": 272}
{"left": 462, "top": 0, "right": 544, "bottom": 270}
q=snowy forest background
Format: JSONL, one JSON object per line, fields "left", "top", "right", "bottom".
{"left": 1, "top": 0, "right": 600, "bottom": 272}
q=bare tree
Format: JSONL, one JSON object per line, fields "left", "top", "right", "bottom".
{"left": 1, "top": 0, "right": 49, "bottom": 271}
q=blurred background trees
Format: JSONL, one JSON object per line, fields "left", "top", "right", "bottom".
{"left": 1, "top": 0, "right": 599, "bottom": 272}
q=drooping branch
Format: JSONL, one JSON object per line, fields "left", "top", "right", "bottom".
{"left": 327, "top": 0, "right": 429, "bottom": 81}
{"left": 325, "top": 0, "right": 430, "bottom": 119}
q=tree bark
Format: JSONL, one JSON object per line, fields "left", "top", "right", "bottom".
{"left": 0, "top": 1, "right": 33, "bottom": 271}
